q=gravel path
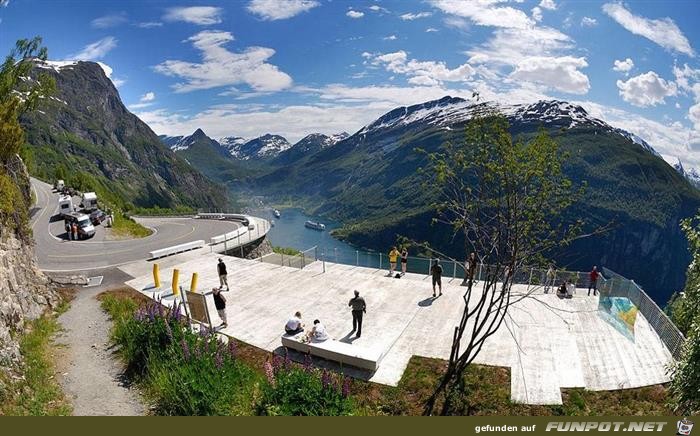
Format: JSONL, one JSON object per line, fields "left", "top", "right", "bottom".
{"left": 54, "top": 270, "right": 146, "bottom": 416}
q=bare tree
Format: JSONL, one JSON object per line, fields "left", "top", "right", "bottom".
{"left": 418, "top": 108, "right": 585, "bottom": 415}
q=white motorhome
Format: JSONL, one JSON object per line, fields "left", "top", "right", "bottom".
{"left": 58, "top": 195, "right": 74, "bottom": 218}
{"left": 66, "top": 212, "right": 95, "bottom": 239}
{"left": 80, "top": 192, "right": 98, "bottom": 211}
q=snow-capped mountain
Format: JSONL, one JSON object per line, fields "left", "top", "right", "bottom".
{"left": 274, "top": 132, "right": 349, "bottom": 164}
{"left": 357, "top": 96, "right": 661, "bottom": 157}
{"left": 674, "top": 158, "right": 700, "bottom": 189}
{"left": 234, "top": 134, "right": 291, "bottom": 160}
{"left": 218, "top": 136, "right": 247, "bottom": 157}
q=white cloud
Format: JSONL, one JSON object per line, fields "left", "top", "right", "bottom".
{"left": 426, "top": 27, "right": 439, "bottom": 32}
{"left": 689, "top": 103, "right": 700, "bottom": 130}
{"left": 137, "top": 21, "right": 163, "bottom": 28}
{"left": 616, "top": 71, "right": 677, "bottom": 107}
{"left": 430, "top": 0, "right": 534, "bottom": 29}
{"left": 0, "top": 0, "right": 9, "bottom": 7}
{"left": 539, "top": 0, "right": 556, "bottom": 11}
{"left": 581, "top": 16, "right": 597, "bottom": 27}
{"left": 154, "top": 30, "right": 292, "bottom": 93}
{"left": 443, "top": 16, "right": 471, "bottom": 31}
{"left": 346, "top": 10, "right": 364, "bottom": 19}
{"left": 70, "top": 37, "right": 118, "bottom": 60}
{"left": 400, "top": 12, "right": 432, "bottom": 20}
{"left": 467, "top": 26, "right": 572, "bottom": 66}
{"left": 613, "top": 58, "right": 634, "bottom": 74}
{"left": 673, "top": 63, "right": 700, "bottom": 94}
{"left": 602, "top": 3, "right": 694, "bottom": 57}
{"left": 383, "top": 35, "right": 397, "bottom": 41}
{"left": 369, "top": 51, "right": 475, "bottom": 86}
{"left": 247, "top": 0, "right": 319, "bottom": 20}
{"left": 368, "top": 5, "right": 389, "bottom": 13}
{"left": 531, "top": 7, "right": 542, "bottom": 22}
{"left": 163, "top": 6, "right": 223, "bottom": 25}
{"left": 140, "top": 92, "right": 155, "bottom": 102}
{"left": 91, "top": 12, "right": 128, "bottom": 29}
{"left": 510, "top": 56, "right": 590, "bottom": 94}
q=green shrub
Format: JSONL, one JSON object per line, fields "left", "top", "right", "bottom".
{"left": 256, "top": 355, "right": 354, "bottom": 416}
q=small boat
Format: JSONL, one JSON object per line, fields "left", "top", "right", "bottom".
{"left": 273, "top": 209, "right": 281, "bottom": 218}
{"left": 305, "top": 220, "right": 326, "bottom": 231}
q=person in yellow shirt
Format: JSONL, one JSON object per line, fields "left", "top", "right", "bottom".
{"left": 388, "top": 246, "right": 400, "bottom": 276}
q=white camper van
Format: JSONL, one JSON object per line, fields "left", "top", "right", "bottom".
{"left": 80, "top": 192, "right": 98, "bottom": 211}
{"left": 58, "top": 195, "right": 74, "bottom": 218}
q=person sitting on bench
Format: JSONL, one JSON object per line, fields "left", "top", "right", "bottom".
{"left": 305, "top": 319, "right": 330, "bottom": 343}
{"left": 285, "top": 311, "right": 305, "bottom": 335}
{"left": 556, "top": 281, "right": 568, "bottom": 298}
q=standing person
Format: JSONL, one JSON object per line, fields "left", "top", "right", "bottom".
{"left": 71, "top": 222, "right": 78, "bottom": 241}
{"left": 431, "top": 259, "right": 443, "bottom": 297}
{"left": 545, "top": 265, "right": 556, "bottom": 293}
{"left": 65, "top": 220, "right": 71, "bottom": 240}
{"left": 217, "top": 258, "right": 229, "bottom": 290}
{"left": 348, "top": 290, "right": 366, "bottom": 337}
{"left": 400, "top": 248, "right": 408, "bottom": 275}
{"left": 212, "top": 287, "right": 228, "bottom": 328}
{"left": 467, "top": 252, "right": 478, "bottom": 286}
{"left": 588, "top": 266, "right": 599, "bottom": 296}
{"left": 388, "top": 246, "right": 400, "bottom": 276}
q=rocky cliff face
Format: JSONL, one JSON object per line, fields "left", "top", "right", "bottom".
{"left": 0, "top": 156, "right": 59, "bottom": 370}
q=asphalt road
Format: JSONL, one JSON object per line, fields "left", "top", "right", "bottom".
{"left": 31, "top": 178, "right": 240, "bottom": 272}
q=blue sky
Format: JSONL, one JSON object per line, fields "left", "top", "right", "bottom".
{"left": 2, "top": 0, "right": 700, "bottom": 168}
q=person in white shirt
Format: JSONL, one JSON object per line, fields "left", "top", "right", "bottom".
{"left": 285, "top": 311, "right": 304, "bottom": 335}
{"left": 306, "top": 319, "right": 329, "bottom": 343}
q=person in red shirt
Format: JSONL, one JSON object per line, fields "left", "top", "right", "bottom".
{"left": 588, "top": 266, "right": 599, "bottom": 296}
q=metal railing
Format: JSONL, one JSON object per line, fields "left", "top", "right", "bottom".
{"left": 260, "top": 246, "right": 318, "bottom": 269}
{"left": 600, "top": 268, "right": 685, "bottom": 360}
{"left": 209, "top": 217, "right": 271, "bottom": 256}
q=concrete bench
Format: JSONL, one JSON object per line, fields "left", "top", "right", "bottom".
{"left": 281, "top": 333, "right": 384, "bottom": 371}
{"left": 148, "top": 240, "right": 205, "bottom": 260}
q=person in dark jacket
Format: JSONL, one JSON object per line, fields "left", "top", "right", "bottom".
{"left": 348, "top": 290, "right": 367, "bottom": 337}
{"left": 212, "top": 287, "right": 227, "bottom": 328}
{"left": 217, "top": 258, "right": 228, "bottom": 290}
{"left": 431, "top": 259, "right": 443, "bottom": 297}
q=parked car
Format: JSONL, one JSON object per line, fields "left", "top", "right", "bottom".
{"left": 89, "top": 209, "right": 106, "bottom": 225}
{"left": 65, "top": 212, "right": 96, "bottom": 239}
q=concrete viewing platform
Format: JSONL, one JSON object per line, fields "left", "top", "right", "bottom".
{"left": 122, "top": 253, "right": 673, "bottom": 405}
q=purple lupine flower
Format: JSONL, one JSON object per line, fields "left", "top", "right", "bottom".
{"left": 303, "top": 354, "right": 313, "bottom": 372}
{"left": 214, "top": 348, "right": 224, "bottom": 369}
{"left": 199, "top": 323, "right": 208, "bottom": 337}
{"left": 342, "top": 377, "right": 351, "bottom": 398}
{"left": 321, "top": 369, "right": 332, "bottom": 390}
{"left": 272, "top": 355, "right": 284, "bottom": 374}
{"left": 147, "top": 304, "right": 156, "bottom": 322}
{"left": 157, "top": 302, "right": 164, "bottom": 318}
{"left": 164, "top": 318, "right": 173, "bottom": 342}
{"left": 263, "top": 361, "right": 275, "bottom": 384}
{"left": 194, "top": 341, "right": 203, "bottom": 359}
{"left": 227, "top": 339, "right": 237, "bottom": 360}
{"left": 181, "top": 338, "right": 190, "bottom": 361}
{"left": 283, "top": 354, "right": 291, "bottom": 369}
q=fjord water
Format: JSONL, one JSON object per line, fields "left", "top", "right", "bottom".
{"left": 257, "top": 207, "right": 444, "bottom": 276}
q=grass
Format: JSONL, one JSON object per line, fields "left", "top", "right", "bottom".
{"left": 0, "top": 313, "right": 72, "bottom": 416}
{"left": 272, "top": 246, "right": 301, "bottom": 256}
{"left": 110, "top": 213, "right": 153, "bottom": 239}
{"left": 97, "top": 288, "right": 674, "bottom": 416}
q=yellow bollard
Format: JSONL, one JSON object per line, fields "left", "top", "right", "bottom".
{"left": 153, "top": 264, "right": 161, "bottom": 289}
{"left": 172, "top": 269, "right": 180, "bottom": 296}
{"left": 190, "top": 272, "right": 198, "bottom": 293}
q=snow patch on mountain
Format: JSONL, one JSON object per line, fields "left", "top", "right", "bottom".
{"left": 358, "top": 96, "right": 661, "bottom": 157}
{"left": 674, "top": 158, "right": 700, "bottom": 188}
